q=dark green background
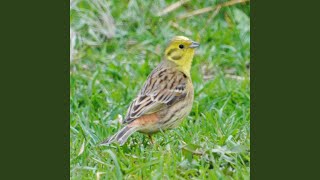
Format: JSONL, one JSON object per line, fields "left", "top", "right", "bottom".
{"left": 0, "top": 1, "right": 69, "bottom": 179}
{"left": 251, "top": 0, "right": 320, "bottom": 179}
{"left": 0, "top": 0, "right": 319, "bottom": 179}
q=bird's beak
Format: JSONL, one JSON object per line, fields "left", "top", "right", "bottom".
{"left": 189, "top": 41, "right": 200, "bottom": 48}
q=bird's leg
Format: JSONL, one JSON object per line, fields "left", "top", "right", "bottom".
{"left": 148, "top": 134, "right": 154, "bottom": 145}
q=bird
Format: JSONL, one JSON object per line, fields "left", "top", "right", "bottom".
{"left": 100, "top": 36, "right": 200, "bottom": 146}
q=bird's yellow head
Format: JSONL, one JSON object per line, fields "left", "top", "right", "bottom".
{"left": 164, "top": 36, "right": 200, "bottom": 76}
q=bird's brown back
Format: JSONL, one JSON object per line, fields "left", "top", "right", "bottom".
{"left": 123, "top": 61, "right": 193, "bottom": 133}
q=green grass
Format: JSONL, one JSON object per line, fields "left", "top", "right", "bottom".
{"left": 70, "top": 0, "right": 250, "bottom": 179}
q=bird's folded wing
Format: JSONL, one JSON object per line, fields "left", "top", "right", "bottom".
{"left": 123, "top": 68, "right": 188, "bottom": 124}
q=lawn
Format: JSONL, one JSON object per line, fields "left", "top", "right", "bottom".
{"left": 70, "top": 0, "right": 250, "bottom": 179}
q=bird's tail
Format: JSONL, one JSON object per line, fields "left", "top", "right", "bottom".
{"left": 100, "top": 126, "right": 139, "bottom": 146}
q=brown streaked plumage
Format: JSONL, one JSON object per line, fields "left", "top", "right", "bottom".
{"left": 101, "top": 36, "right": 199, "bottom": 146}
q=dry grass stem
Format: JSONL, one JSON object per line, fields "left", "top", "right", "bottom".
{"left": 225, "top": 74, "right": 249, "bottom": 81}
{"left": 70, "top": 28, "right": 77, "bottom": 62}
{"left": 169, "top": 21, "right": 192, "bottom": 35}
{"left": 96, "top": 172, "right": 106, "bottom": 180}
{"left": 198, "top": 5, "right": 221, "bottom": 35}
{"left": 157, "top": 0, "right": 190, "bottom": 16}
{"left": 178, "top": 0, "right": 249, "bottom": 19}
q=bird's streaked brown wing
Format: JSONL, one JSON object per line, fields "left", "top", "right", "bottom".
{"left": 123, "top": 68, "right": 188, "bottom": 124}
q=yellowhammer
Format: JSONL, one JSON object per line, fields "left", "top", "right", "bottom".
{"left": 101, "top": 36, "right": 199, "bottom": 146}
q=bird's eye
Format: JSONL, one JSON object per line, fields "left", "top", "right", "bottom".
{"left": 179, "top": 44, "right": 184, "bottom": 49}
